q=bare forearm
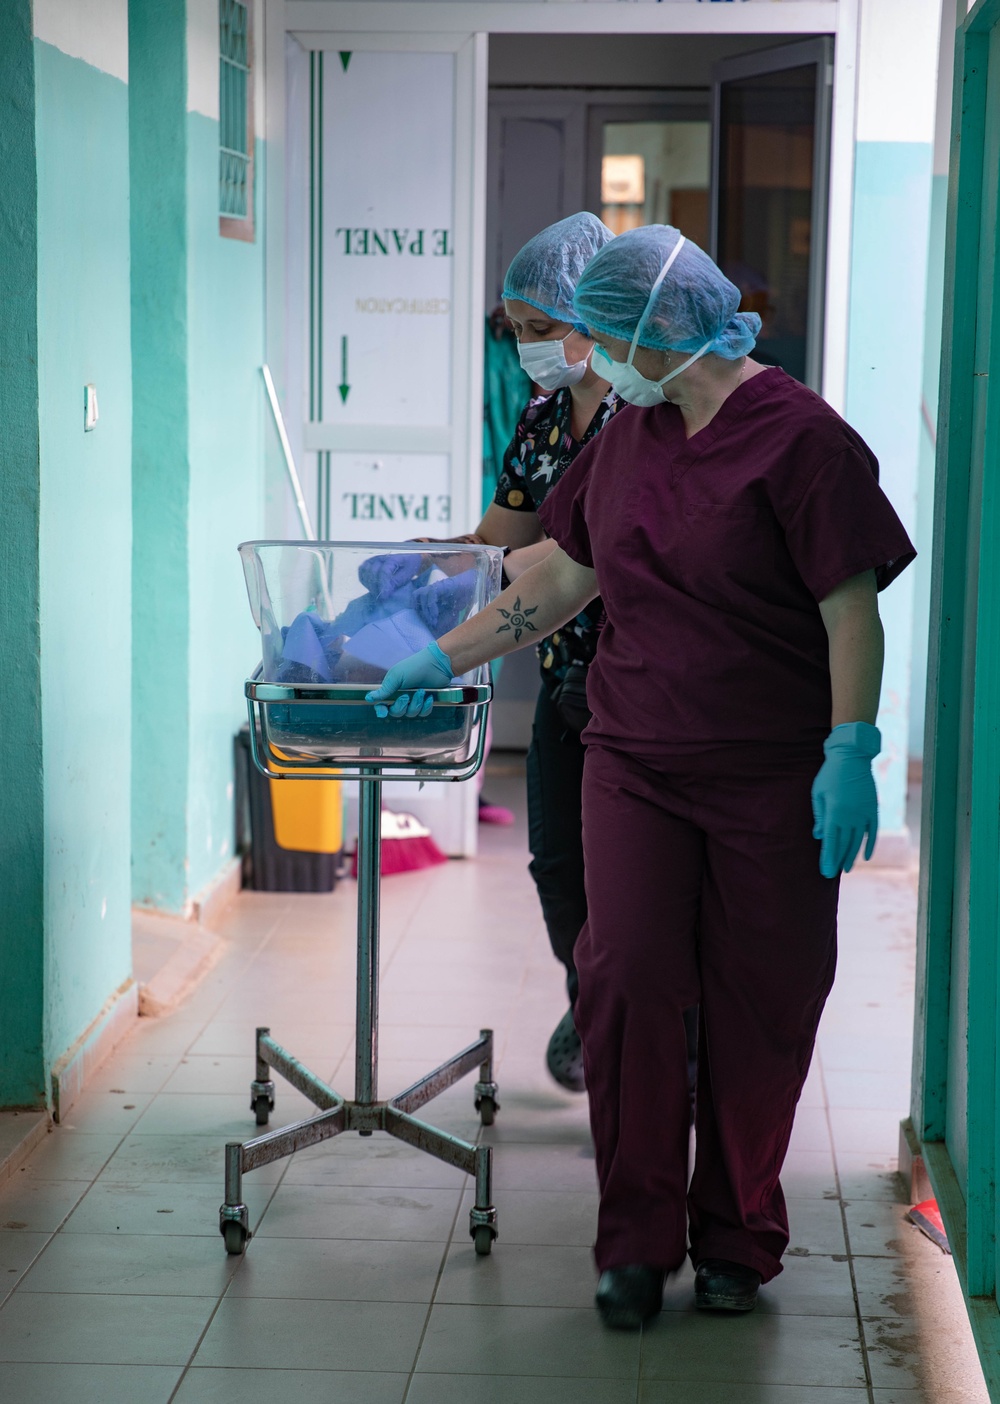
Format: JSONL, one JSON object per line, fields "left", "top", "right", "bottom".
{"left": 438, "top": 548, "right": 596, "bottom": 675}
{"left": 820, "top": 573, "right": 884, "bottom": 727}
{"left": 504, "top": 538, "right": 558, "bottom": 581}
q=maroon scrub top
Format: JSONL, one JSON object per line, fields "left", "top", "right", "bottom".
{"left": 538, "top": 367, "right": 916, "bottom": 756}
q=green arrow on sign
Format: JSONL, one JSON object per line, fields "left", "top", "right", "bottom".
{"left": 338, "top": 335, "right": 350, "bottom": 403}
{"left": 340, "top": 51, "right": 352, "bottom": 72}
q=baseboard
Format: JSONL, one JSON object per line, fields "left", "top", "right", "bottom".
{"left": 191, "top": 857, "right": 241, "bottom": 931}
{"left": 899, "top": 1116, "right": 932, "bottom": 1202}
{"left": 0, "top": 1111, "right": 50, "bottom": 1185}
{"left": 136, "top": 921, "right": 225, "bottom": 1018}
{"left": 50, "top": 978, "right": 139, "bottom": 1124}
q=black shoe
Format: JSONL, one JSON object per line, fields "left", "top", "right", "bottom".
{"left": 694, "top": 1258, "right": 762, "bottom": 1312}
{"left": 595, "top": 1265, "right": 665, "bottom": 1330}
{"left": 546, "top": 1007, "right": 586, "bottom": 1092}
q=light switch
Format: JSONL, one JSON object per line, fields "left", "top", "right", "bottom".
{"left": 84, "top": 384, "right": 99, "bottom": 431}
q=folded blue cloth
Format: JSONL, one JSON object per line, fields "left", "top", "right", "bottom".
{"left": 336, "top": 609, "right": 436, "bottom": 678}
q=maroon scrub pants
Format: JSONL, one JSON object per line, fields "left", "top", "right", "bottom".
{"left": 576, "top": 743, "right": 839, "bottom": 1283}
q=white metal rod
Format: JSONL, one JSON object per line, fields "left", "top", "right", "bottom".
{"left": 262, "top": 363, "right": 316, "bottom": 541}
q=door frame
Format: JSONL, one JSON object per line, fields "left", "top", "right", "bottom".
{"left": 266, "top": 1, "right": 856, "bottom": 413}
{"left": 710, "top": 36, "right": 834, "bottom": 392}
{"left": 913, "top": 0, "right": 1000, "bottom": 1385}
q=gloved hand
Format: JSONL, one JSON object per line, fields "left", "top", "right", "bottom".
{"left": 357, "top": 553, "right": 426, "bottom": 601}
{"left": 365, "top": 641, "right": 454, "bottom": 719}
{"left": 811, "top": 722, "right": 881, "bottom": 879}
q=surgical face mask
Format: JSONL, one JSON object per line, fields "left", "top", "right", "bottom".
{"left": 517, "top": 330, "right": 591, "bottom": 390}
{"left": 591, "top": 234, "right": 714, "bottom": 406}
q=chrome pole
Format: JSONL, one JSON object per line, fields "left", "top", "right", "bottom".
{"left": 355, "top": 770, "right": 381, "bottom": 1108}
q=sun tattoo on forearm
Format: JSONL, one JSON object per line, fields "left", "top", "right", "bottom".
{"left": 496, "top": 597, "right": 539, "bottom": 643}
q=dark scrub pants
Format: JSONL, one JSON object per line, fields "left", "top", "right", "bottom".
{"left": 526, "top": 683, "right": 587, "bottom": 1006}
{"left": 576, "top": 742, "right": 839, "bottom": 1282}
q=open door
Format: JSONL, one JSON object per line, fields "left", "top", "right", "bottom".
{"left": 711, "top": 39, "right": 833, "bottom": 391}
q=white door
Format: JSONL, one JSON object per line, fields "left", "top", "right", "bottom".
{"left": 278, "top": 18, "right": 488, "bottom": 856}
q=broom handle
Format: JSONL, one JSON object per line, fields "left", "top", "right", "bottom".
{"left": 355, "top": 772, "right": 381, "bottom": 1105}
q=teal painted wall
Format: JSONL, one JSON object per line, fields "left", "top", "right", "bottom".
{"left": 130, "top": 0, "right": 191, "bottom": 913}
{"left": 34, "top": 39, "right": 134, "bottom": 1070}
{"left": 0, "top": 1, "right": 46, "bottom": 1105}
{"left": 909, "top": 173, "right": 949, "bottom": 759}
{"left": 846, "top": 140, "right": 934, "bottom": 836}
{"left": 185, "top": 114, "right": 266, "bottom": 896}
{"left": 130, "top": 1, "right": 265, "bottom": 912}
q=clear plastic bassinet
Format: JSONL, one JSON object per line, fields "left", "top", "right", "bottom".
{"left": 238, "top": 540, "right": 505, "bottom": 774}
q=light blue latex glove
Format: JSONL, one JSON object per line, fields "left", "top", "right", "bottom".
{"left": 811, "top": 722, "right": 881, "bottom": 879}
{"left": 365, "top": 641, "right": 454, "bottom": 719}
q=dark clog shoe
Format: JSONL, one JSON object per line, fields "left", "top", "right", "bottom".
{"left": 595, "top": 1265, "right": 665, "bottom": 1330}
{"left": 546, "top": 1007, "right": 586, "bottom": 1092}
{"left": 694, "top": 1258, "right": 762, "bottom": 1312}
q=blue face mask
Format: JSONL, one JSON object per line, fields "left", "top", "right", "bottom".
{"left": 517, "top": 330, "right": 591, "bottom": 390}
{"left": 591, "top": 234, "right": 714, "bottom": 407}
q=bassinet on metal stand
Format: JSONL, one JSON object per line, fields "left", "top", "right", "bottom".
{"left": 218, "top": 675, "right": 499, "bottom": 1257}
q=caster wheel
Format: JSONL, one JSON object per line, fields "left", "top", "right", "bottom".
{"left": 222, "top": 1221, "right": 249, "bottom": 1255}
{"left": 477, "top": 1096, "right": 497, "bottom": 1127}
{"left": 473, "top": 1225, "right": 494, "bottom": 1256}
{"left": 253, "top": 1095, "right": 271, "bottom": 1127}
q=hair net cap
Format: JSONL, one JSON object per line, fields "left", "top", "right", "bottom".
{"left": 503, "top": 212, "right": 615, "bottom": 332}
{"left": 572, "top": 224, "right": 761, "bottom": 360}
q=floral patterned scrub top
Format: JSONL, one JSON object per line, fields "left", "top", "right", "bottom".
{"left": 493, "top": 387, "right": 624, "bottom": 681}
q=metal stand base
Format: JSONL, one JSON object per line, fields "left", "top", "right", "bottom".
{"left": 220, "top": 1026, "right": 499, "bottom": 1256}
{"left": 221, "top": 750, "right": 500, "bottom": 1258}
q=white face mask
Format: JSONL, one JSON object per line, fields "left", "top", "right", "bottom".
{"left": 591, "top": 235, "right": 714, "bottom": 407}
{"left": 517, "top": 330, "right": 591, "bottom": 390}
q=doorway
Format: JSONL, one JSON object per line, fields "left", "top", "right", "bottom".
{"left": 484, "top": 32, "right": 834, "bottom": 747}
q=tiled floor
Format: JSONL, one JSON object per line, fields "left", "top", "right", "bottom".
{"left": 0, "top": 768, "right": 989, "bottom": 1403}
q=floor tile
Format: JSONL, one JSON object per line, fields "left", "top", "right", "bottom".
{"left": 86, "top": 1053, "right": 179, "bottom": 1094}
{"left": 102, "top": 1132, "right": 287, "bottom": 1185}
{"left": 0, "top": 1178, "right": 91, "bottom": 1233}
{"left": 639, "top": 1311, "right": 866, "bottom": 1386}
{"left": 54, "top": 1090, "right": 154, "bottom": 1135}
{"left": 415, "top": 1303, "right": 640, "bottom": 1379}
{"left": 131, "top": 1089, "right": 318, "bottom": 1137}
{"left": 436, "top": 1240, "right": 596, "bottom": 1309}
{"left": 836, "top": 1151, "right": 906, "bottom": 1203}
{"left": 0, "top": 1363, "right": 182, "bottom": 1403}
{"left": 256, "top": 1182, "right": 461, "bottom": 1242}
{"left": 746, "top": 1252, "right": 856, "bottom": 1318}
{"left": 193, "top": 1297, "right": 427, "bottom": 1372}
{"left": 829, "top": 1107, "right": 906, "bottom": 1156}
{"left": 488, "top": 1141, "right": 598, "bottom": 1193}
{"left": 62, "top": 1179, "right": 273, "bottom": 1238}
{"left": 228, "top": 1234, "right": 444, "bottom": 1301}
{"left": 0, "top": 1231, "right": 50, "bottom": 1301}
{"left": 639, "top": 1386, "right": 868, "bottom": 1403}
{"left": 408, "top": 1376, "right": 638, "bottom": 1404}
{"left": 785, "top": 1196, "right": 849, "bottom": 1256}
{"left": 460, "top": 1187, "right": 598, "bottom": 1248}
{"left": 864, "top": 1314, "right": 925, "bottom": 1390}
{"left": 787, "top": 1105, "right": 832, "bottom": 1154}
{"left": 174, "top": 1369, "right": 408, "bottom": 1403}
{"left": 284, "top": 1133, "right": 468, "bottom": 1190}
{"left": 11, "top": 1130, "right": 122, "bottom": 1183}
{"left": 824, "top": 1069, "right": 913, "bottom": 1111}
{"left": 852, "top": 1252, "right": 917, "bottom": 1318}
{"left": 19, "top": 1231, "right": 242, "bottom": 1296}
{"left": 0, "top": 1291, "right": 215, "bottom": 1364}
{"left": 780, "top": 1148, "right": 839, "bottom": 1199}
{"left": 843, "top": 1200, "right": 915, "bottom": 1257}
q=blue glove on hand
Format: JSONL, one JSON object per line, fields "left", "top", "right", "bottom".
{"left": 811, "top": 722, "right": 881, "bottom": 879}
{"left": 365, "top": 641, "right": 454, "bottom": 719}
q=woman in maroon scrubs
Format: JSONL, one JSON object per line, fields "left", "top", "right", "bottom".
{"left": 368, "top": 226, "right": 915, "bottom": 1331}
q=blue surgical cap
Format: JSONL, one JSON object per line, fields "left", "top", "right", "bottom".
{"left": 572, "top": 224, "right": 761, "bottom": 360}
{"left": 503, "top": 212, "right": 615, "bottom": 333}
